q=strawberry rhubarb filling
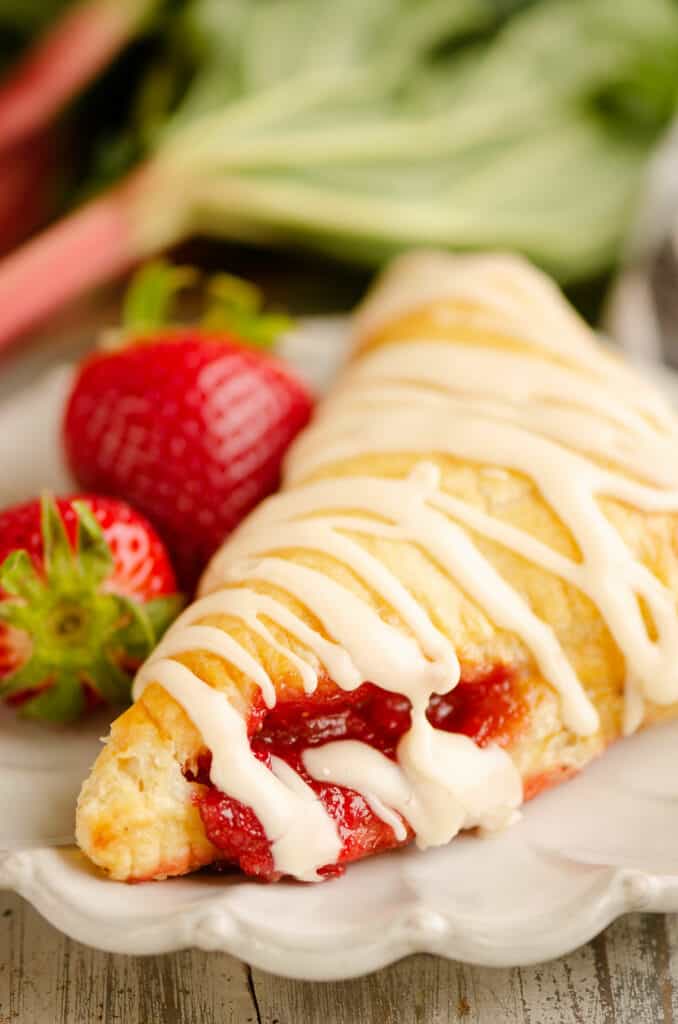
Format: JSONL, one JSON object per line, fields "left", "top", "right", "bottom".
{"left": 187, "top": 667, "right": 527, "bottom": 880}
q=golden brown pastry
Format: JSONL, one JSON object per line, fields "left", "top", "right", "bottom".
{"left": 76, "top": 251, "right": 678, "bottom": 883}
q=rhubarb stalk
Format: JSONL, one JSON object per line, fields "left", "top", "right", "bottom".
{"left": 0, "top": 0, "right": 157, "bottom": 155}
{"left": 0, "top": 167, "right": 175, "bottom": 351}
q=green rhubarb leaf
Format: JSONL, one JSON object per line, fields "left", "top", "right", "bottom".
{"left": 121, "top": 0, "right": 677, "bottom": 285}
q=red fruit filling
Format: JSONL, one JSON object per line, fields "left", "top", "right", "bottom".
{"left": 189, "top": 666, "right": 526, "bottom": 881}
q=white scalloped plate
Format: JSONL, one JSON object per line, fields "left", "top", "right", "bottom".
{"left": 2, "top": 324, "right": 678, "bottom": 980}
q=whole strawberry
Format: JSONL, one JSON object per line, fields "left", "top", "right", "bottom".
{"left": 0, "top": 495, "right": 183, "bottom": 723}
{"left": 63, "top": 264, "right": 314, "bottom": 589}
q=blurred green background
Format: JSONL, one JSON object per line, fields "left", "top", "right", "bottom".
{"left": 2, "top": 0, "right": 678, "bottom": 322}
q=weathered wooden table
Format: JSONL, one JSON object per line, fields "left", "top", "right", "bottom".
{"left": 0, "top": 258, "right": 674, "bottom": 1023}
{"left": 1, "top": 891, "right": 676, "bottom": 1023}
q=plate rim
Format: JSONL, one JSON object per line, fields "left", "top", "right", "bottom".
{"left": 3, "top": 844, "right": 678, "bottom": 980}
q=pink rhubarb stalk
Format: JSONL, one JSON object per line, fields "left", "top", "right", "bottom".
{"left": 0, "top": 155, "right": 189, "bottom": 354}
{"left": 0, "top": 0, "right": 149, "bottom": 155}
{"left": 0, "top": 172, "right": 148, "bottom": 351}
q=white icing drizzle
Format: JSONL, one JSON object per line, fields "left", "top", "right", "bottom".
{"left": 303, "top": 727, "right": 522, "bottom": 849}
{"left": 219, "top": 469, "right": 597, "bottom": 734}
{"left": 133, "top": 251, "right": 678, "bottom": 881}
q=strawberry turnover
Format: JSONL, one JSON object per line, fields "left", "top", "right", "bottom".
{"left": 77, "top": 252, "right": 678, "bottom": 886}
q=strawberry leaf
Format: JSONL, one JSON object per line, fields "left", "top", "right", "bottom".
{"left": 0, "top": 497, "right": 183, "bottom": 722}
{"left": 20, "top": 673, "right": 86, "bottom": 724}
{"left": 202, "top": 272, "right": 294, "bottom": 350}
{"left": 41, "top": 494, "right": 77, "bottom": 586}
{"left": 90, "top": 654, "right": 139, "bottom": 706}
{"left": 0, "top": 549, "right": 44, "bottom": 601}
{"left": 113, "top": 260, "right": 293, "bottom": 351}
{"left": 0, "top": 598, "right": 36, "bottom": 632}
{"left": 72, "top": 499, "right": 114, "bottom": 587}
{"left": 122, "top": 260, "right": 197, "bottom": 333}
{"left": 0, "top": 657, "right": 50, "bottom": 698}
{"left": 143, "top": 593, "right": 185, "bottom": 638}
{"left": 110, "top": 594, "right": 156, "bottom": 661}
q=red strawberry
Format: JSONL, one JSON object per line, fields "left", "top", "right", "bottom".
{"left": 0, "top": 495, "right": 183, "bottom": 723}
{"left": 63, "top": 264, "right": 314, "bottom": 589}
